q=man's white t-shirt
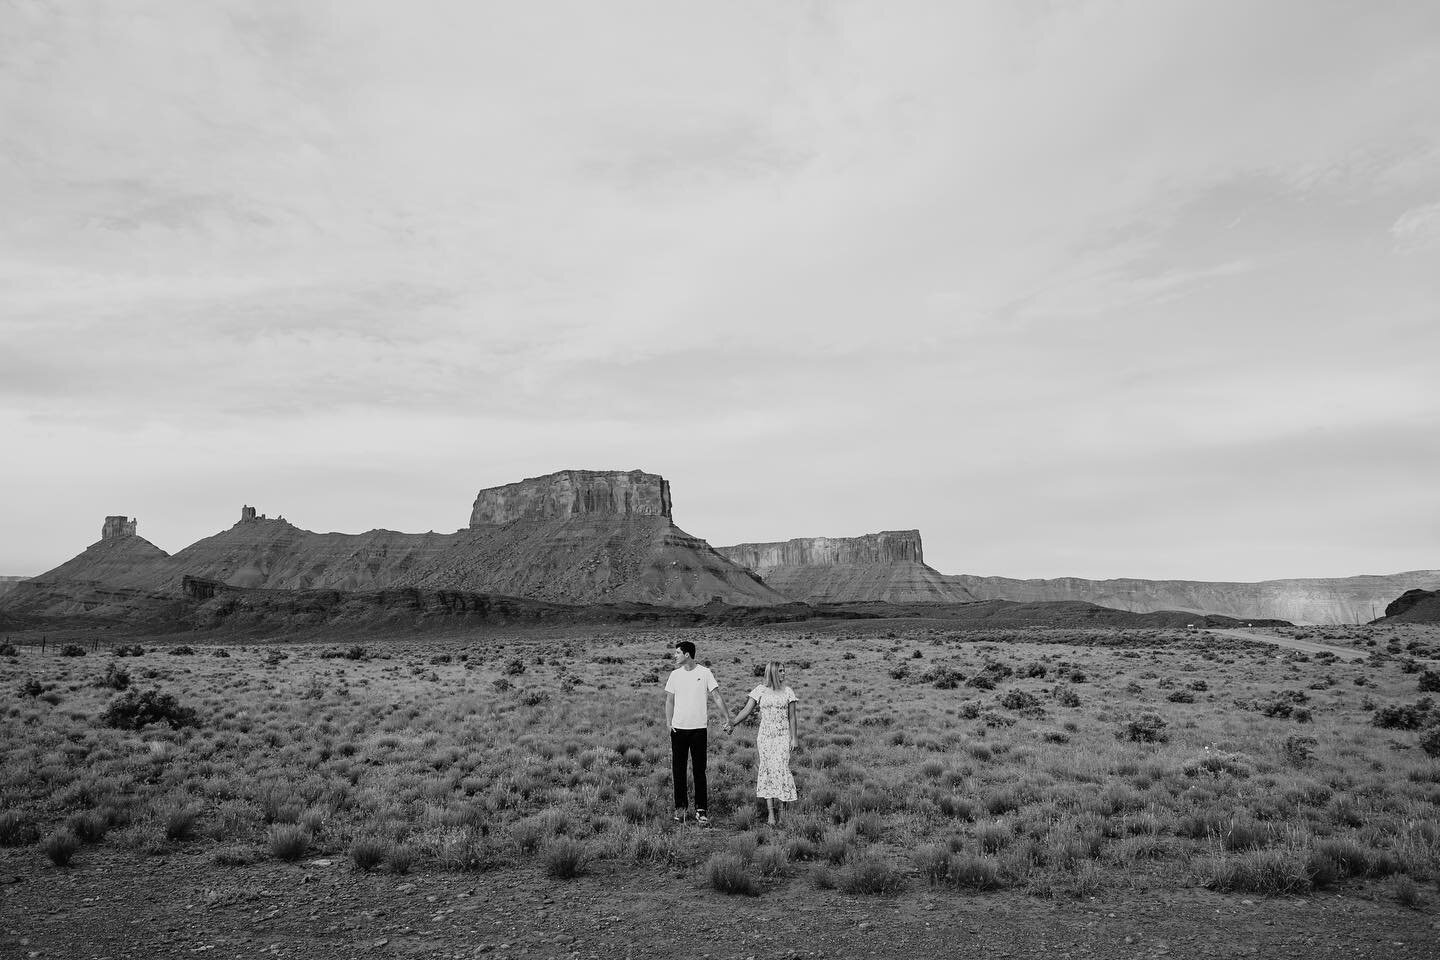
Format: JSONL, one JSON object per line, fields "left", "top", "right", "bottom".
{"left": 665, "top": 665, "right": 718, "bottom": 729}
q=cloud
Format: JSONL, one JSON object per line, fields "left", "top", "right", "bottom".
{"left": 1392, "top": 200, "right": 1440, "bottom": 251}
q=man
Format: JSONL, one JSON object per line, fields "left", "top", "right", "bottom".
{"left": 664, "top": 640, "right": 731, "bottom": 825}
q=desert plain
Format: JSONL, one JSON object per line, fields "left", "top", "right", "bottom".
{"left": 3, "top": 619, "right": 1439, "bottom": 959}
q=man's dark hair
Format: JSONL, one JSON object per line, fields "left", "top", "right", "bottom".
{"left": 675, "top": 640, "right": 696, "bottom": 659}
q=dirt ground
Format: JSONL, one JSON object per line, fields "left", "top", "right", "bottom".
{"left": 3, "top": 846, "right": 1436, "bottom": 960}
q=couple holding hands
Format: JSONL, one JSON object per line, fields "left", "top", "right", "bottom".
{"left": 664, "top": 640, "right": 799, "bottom": 827}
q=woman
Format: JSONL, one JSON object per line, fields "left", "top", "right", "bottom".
{"left": 729, "top": 661, "right": 799, "bottom": 826}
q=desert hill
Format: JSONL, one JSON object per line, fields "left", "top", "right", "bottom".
{"left": 1373, "top": 588, "right": 1440, "bottom": 624}
{"left": 717, "top": 529, "right": 1436, "bottom": 624}
{"left": 716, "top": 531, "right": 975, "bottom": 603}
{"left": 0, "top": 575, "right": 29, "bottom": 598}
{"left": 0, "top": 471, "right": 789, "bottom": 619}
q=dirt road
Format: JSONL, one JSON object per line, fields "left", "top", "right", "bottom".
{"left": 1203, "top": 629, "right": 1367, "bottom": 661}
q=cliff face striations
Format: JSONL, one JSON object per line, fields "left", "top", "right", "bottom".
{"left": 470, "top": 470, "right": 671, "bottom": 526}
{"left": 716, "top": 531, "right": 976, "bottom": 604}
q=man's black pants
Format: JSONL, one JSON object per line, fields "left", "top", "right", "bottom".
{"left": 670, "top": 727, "right": 707, "bottom": 811}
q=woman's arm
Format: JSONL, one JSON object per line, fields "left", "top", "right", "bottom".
{"left": 733, "top": 697, "right": 757, "bottom": 725}
{"left": 788, "top": 701, "right": 798, "bottom": 748}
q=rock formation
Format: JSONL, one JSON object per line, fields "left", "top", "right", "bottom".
{"left": 716, "top": 531, "right": 977, "bottom": 604}
{"left": 0, "top": 576, "right": 27, "bottom": 599}
{"left": 719, "top": 527, "right": 1437, "bottom": 624}
{"left": 1, "top": 470, "right": 787, "bottom": 618}
{"left": 1373, "top": 588, "right": 1440, "bottom": 624}
{"left": 101, "top": 516, "right": 137, "bottom": 539}
{"left": 470, "top": 470, "right": 671, "bottom": 525}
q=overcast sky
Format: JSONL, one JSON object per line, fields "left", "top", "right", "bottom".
{"left": 2, "top": 1, "right": 1438, "bottom": 581}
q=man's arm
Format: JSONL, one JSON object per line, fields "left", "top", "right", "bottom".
{"left": 665, "top": 691, "right": 675, "bottom": 731}
{"left": 710, "top": 687, "right": 731, "bottom": 731}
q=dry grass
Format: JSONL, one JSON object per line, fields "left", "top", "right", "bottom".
{"left": 1, "top": 622, "right": 1438, "bottom": 899}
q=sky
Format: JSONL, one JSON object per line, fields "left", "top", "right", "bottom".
{"left": 2, "top": 0, "right": 1438, "bottom": 582}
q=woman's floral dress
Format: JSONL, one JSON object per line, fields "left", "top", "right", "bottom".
{"left": 747, "top": 684, "right": 799, "bottom": 801}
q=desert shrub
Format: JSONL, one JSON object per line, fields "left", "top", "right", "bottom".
{"left": 1182, "top": 751, "right": 1252, "bottom": 779}
{"left": 976, "top": 821, "right": 1011, "bottom": 854}
{"left": 965, "top": 674, "right": 995, "bottom": 691}
{"left": 950, "top": 854, "right": 1002, "bottom": 890}
{"left": 924, "top": 666, "right": 965, "bottom": 689}
{"left": 1418, "top": 671, "right": 1440, "bottom": 693}
{"left": 40, "top": 829, "right": 81, "bottom": 867}
{"left": 0, "top": 812, "right": 39, "bottom": 847}
{"left": 510, "top": 819, "right": 544, "bottom": 854}
{"left": 350, "top": 837, "right": 388, "bottom": 871}
{"left": 937, "top": 795, "right": 976, "bottom": 820}
{"left": 103, "top": 689, "right": 199, "bottom": 730}
{"left": 163, "top": 804, "right": 202, "bottom": 842}
{"left": 810, "top": 865, "right": 836, "bottom": 890}
{"left": 491, "top": 678, "right": 512, "bottom": 693}
{"left": 386, "top": 844, "right": 415, "bottom": 875}
{"left": 851, "top": 810, "right": 883, "bottom": 841}
{"left": 168, "top": 645, "right": 194, "bottom": 656}
{"left": 1188, "top": 679, "right": 1209, "bottom": 691}
{"left": 1394, "top": 875, "right": 1424, "bottom": 909}
{"left": 1201, "top": 849, "right": 1311, "bottom": 894}
{"left": 999, "top": 689, "right": 1040, "bottom": 711}
{"left": 840, "top": 855, "right": 906, "bottom": 895}
{"left": 65, "top": 811, "right": 110, "bottom": 843}
{"left": 543, "top": 838, "right": 587, "bottom": 879}
{"left": 1312, "top": 837, "right": 1375, "bottom": 878}
{"left": 98, "top": 663, "right": 131, "bottom": 691}
{"left": 704, "top": 853, "right": 758, "bottom": 895}
{"left": 887, "top": 664, "right": 910, "bottom": 681}
{"left": 504, "top": 658, "right": 526, "bottom": 676}
{"left": 818, "top": 831, "right": 850, "bottom": 865}
{"left": 0, "top": 642, "right": 16, "bottom": 656}
{"left": 519, "top": 690, "right": 548, "bottom": 707}
{"left": 18, "top": 677, "right": 42, "bottom": 698}
{"left": 619, "top": 794, "right": 648, "bottom": 824}
{"left": 268, "top": 824, "right": 309, "bottom": 861}
{"left": 1053, "top": 685, "right": 1081, "bottom": 707}
{"left": 1018, "top": 661, "right": 1047, "bottom": 679}
{"left": 212, "top": 648, "right": 230, "bottom": 658}
{"left": 1166, "top": 690, "right": 1196, "bottom": 704}
{"left": 914, "top": 844, "right": 951, "bottom": 885}
{"left": 785, "top": 837, "right": 818, "bottom": 862}
{"left": 1419, "top": 724, "right": 1440, "bottom": 759}
{"left": 1281, "top": 736, "right": 1318, "bottom": 768}
{"left": 1373, "top": 702, "right": 1430, "bottom": 730}
{"left": 1119, "top": 713, "right": 1169, "bottom": 743}
{"left": 60, "top": 644, "right": 87, "bottom": 657}
{"left": 114, "top": 644, "right": 145, "bottom": 657}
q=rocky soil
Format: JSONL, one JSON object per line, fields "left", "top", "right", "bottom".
{"left": 3, "top": 847, "right": 1436, "bottom": 960}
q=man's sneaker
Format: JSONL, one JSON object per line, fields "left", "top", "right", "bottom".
{"left": 695, "top": 812, "right": 710, "bottom": 826}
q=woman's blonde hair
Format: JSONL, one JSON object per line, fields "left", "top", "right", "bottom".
{"left": 763, "top": 661, "right": 784, "bottom": 690}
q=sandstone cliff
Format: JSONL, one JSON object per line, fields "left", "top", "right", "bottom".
{"left": 716, "top": 531, "right": 977, "bottom": 604}
{"left": 470, "top": 469, "right": 671, "bottom": 525}
{"left": 950, "top": 571, "right": 1440, "bottom": 625}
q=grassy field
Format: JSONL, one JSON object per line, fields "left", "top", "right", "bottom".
{"left": 2, "top": 622, "right": 1438, "bottom": 903}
